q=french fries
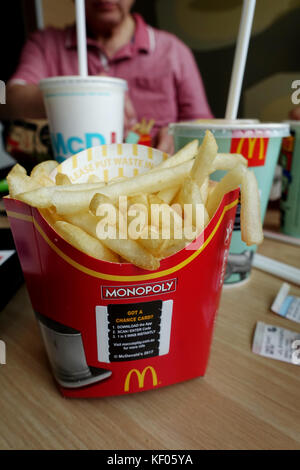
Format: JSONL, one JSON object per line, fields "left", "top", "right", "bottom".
{"left": 6, "top": 132, "right": 263, "bottom": 270}
{"left": 55, "top": 173, "right": 72, "bottom": 186}
{"left": 240, "top": 170, "right": 264, "bottom": 246}
{"left": 54, "top": 220, "right": 120, "bottom": 263}
{"left": 191, "top": 130, "right": 218, "bottom": 188}
{"left": 153, "top": 139, "right": 198, "bottom": 170}
{"left": 206, "top": 164, "right": 247, "bottom": 218}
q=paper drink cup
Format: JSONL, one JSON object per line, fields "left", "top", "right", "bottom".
{"left": 280, "top": 121, "right": 300, "bottom": 238}
{"left": 5, "top": 144, "right": 239, "bottom": 398}
{"left": 169, "top": 121, "right": 290, "bottom": 285}
{"left": 39, "top": 76, "right": 127, "bottom": 163}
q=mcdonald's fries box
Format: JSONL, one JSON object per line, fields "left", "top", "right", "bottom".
{"left": 4, "top": 144, "right": 239, "bottom": 398}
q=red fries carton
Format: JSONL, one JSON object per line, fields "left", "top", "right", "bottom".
{"left": 5, "top": 144, "right": 238, "bottom": 398}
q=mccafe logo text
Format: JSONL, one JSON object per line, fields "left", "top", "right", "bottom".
{"left": 101, "top": 279, "right": 177, "bottom": 299}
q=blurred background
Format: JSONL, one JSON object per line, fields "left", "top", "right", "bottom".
{"left": 1, "top": 0, "right": 300, "bottom": 120}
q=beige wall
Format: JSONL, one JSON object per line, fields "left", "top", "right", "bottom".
{"left": 42, "top": 0, "right": 75, "bottom": 28}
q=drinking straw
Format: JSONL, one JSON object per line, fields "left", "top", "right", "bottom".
{"left": 225, "top": 0, "right": 256, "bottom": 119}
{"left": 253, "top": 254, "right": 300, "bottom": 286}
{"left": 34, "top": 0, "right": 44, "bottom": 30}
{"left": 75, "top": 0, "right": 88, "bottom": 76}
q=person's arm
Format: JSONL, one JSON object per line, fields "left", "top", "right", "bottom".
{"left": 0, "top": 83, "right": 46, "bottom": 120}
{"left": 0, "top": 30, "right": 49, "bottom": 120}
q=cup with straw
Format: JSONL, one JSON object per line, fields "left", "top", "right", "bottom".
{"left": 39, "top": 0, "right": 128, "bottom": 163}
{"left": 169, "top": 0, "right": 290, "bottom": 285}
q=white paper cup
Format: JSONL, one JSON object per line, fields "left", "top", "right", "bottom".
{"left": 39, "top": 76, "right": 127, "bottom": 163}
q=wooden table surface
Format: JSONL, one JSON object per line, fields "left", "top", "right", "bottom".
{"left": 0, "top": 209, "right": 299, "bottom": 450}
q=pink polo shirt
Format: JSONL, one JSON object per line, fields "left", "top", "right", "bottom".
{"left": 10, "top": 14, "right": 213, "bottom": 136}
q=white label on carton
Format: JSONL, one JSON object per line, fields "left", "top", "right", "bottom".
{"left": 252, "top": 322, "right": 300, "bottom": 365}
{"left": 0, "top": 250, "right": 15, "bottom": 267}
{"left": 271, "top": 283, "right": 300, "bottom": 324}
{"left": 95, "top": 300, "right": 173, "bottom": 363}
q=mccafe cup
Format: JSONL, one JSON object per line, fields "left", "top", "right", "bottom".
{"left": 169, "top": 121, "right": 290, "bottom": 285}
{"left": 39, "top": 76, "right": 127, "bottom": 163}
{"left": 280, "top": 121, "right": 300, "bottom": 238}
{"left": 5, "top": 144, "right": 239, "bottom": 398}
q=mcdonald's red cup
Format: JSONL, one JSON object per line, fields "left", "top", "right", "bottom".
{"left": 5, "top": 144, "right": 239, "bottom": 398}
{"left": 170, "top": 121, "right": 290, "bottom": 284}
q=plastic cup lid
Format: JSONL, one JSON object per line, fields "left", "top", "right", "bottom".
{"left": 39, "top": 75, "right": 128, "bottom": 91}
{"left": 169, "top": 121, "right": 290, "bottom": 138}
{"left": 283, "top": 120, "right": 300, "bottom": 129}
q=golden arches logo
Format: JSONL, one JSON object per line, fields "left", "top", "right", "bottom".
{"left": 236, "top": 138, "right": 266, "bottom": 160}
{"left": 124, "top": 366, "right": 158, "bottom": 392}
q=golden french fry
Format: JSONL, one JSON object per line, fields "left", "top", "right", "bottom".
{"left": 137, "top": 226, "right": 169, "bottom": 257}
{"left": 148, "top": 194, "right": 184, "bottom": 238}
{"left": 154, "top": 139, "right": 198, "bottom": 170}
{"left": 177, "top": 176, "right": 209, "bottom": 229}
{"left": 17, "top": 182, "right": 106, "bottom": 209}
{"left": 140, "top": 117, "right": 147, "bottom": 134}
{"left": 107, "top": 176, "right": 128, "bottom": 185}
{"left": 7, "top": 164, "right": 41, "bottom": 198}
{"left": 54, "top": 220, "right": 119, "bottom": 263}
{"left": 128, "top": 195, "right": 172, "bottom": 256}
{"left": 145, "top": 119, "right": 155, "bottom": 134}
{"left": 18, "top": 161, "right": 191, "bottom": 212}
{"left": 96, "top": 236, "right": 160, "bottom": 270}
{"left": 30, "top": 160, "right": 58, "bottom": 187}
{"left": 32, "top": 174, "right": 55, "bottom": 187}
{"left": 191, "top": 130, "right": 218, "bottom": 187}
{"left": 127, "top": 194, "right": 149, "bottom": 208}
{"left": 55, "top": 173, "right": 72, "bottom": 186}
{"left": 8, "top": 163, "right": 26, "bottom": 176}
{"left": 90, "top": 194, "right": 160, "bottom": 270}
{"left": 213, "top": 153, "right": 248, "bottom": 171}
{"left": 53, "top": 189, "right": 104, "bottom": 215}
{"left": 89, "top": 193, "right": 120, "bottom": 227}
{"left": 207, "top": 180, "right": 217, "bottom": 198}
{"left": 39, "top": 208, "right": 61, "bottom": 226}
{"left": 87, "top": 174, "right": 102, "bottom": 183}
{"left": 92, "top": 160, "right": 193, "bottom": 205}
{"left": 206, "top": 164, "right": 247, "bottom": 218}
{"left": 199, "top": 177, "right": 209, "bottom": 205}
{"left": 64, "top": 212, "right": 99, "bottom": 237}
{"left": 157, "top": 185, "right": 180, "bottom": 204}
{"left": 31, "top": 160, "right": 58, "bottom": 177}
{"left": 241, "top": 169, "right": 264, "bottom": 246}
{"left": 127, "top": 194, "right": 150, "bottom": 236}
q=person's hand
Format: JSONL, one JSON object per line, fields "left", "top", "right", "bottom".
{"left": 155, "top": 126, "right": 174, "bottom": 154}
{"left": 289, "top": 106, "right": 300, "bottom": 120}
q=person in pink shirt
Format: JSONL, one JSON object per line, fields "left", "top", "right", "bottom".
{"left": 4, "top": 0, "right": 213, "bottom": 153}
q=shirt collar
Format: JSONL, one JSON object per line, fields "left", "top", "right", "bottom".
{"left": 64, "top": 13, "right": 152, "bottom": 57}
